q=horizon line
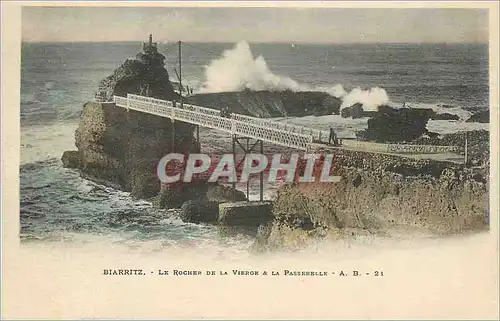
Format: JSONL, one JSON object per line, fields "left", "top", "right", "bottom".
{"left": 22, "top": 40, "right": 489, "bottom": 45}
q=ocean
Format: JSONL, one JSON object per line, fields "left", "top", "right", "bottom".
{"left": 20, "top": 41, "right": 490, "bottom": 251}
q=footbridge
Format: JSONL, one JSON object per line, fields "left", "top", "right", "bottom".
{"left": 110, "top": 93, "right": 463, "bottom": 201}
{"left": 112, "top": 93, "right": 460, "bottom": 155}
{"left": 113, "top": 94, "right": 327, "bottom": 151}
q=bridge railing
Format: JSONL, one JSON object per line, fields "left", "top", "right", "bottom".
{"left": 231, "top": 114, "right": 329, "bottom": 143}
{"left": 127, "top": 94, "right": 220, "bottom": 116}
{"left": 231, "top": 118, "right": 313, "bottom": 149}
{"left": 341, "top": 139, "right": 460, "bottom": 154}
{"left": 113, "top": 94, "right": 313, "bottom": 150}
{"left": 182, "top": 103, "right": 221, "bottom": 116}
{"left": 120, "top": 94, "right": 231, "bottom": 130}
{"left": 112, "top": 94, "right": 460, "bottom": 154}
{"left": 113, "top": 95, "right": 129, "bottom": 107}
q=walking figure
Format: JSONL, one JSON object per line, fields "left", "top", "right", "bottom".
{"left": 221, "top": 106, "right": 231, "bottom": 118}
{"left": 329, "top": 127, "right": 338, "bottom": 146}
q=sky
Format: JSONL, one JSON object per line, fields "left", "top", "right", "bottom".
{"left": 22, "top": 6, "right": 489, "bottom": 43}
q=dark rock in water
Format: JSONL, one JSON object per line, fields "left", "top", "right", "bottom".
{"left": 340, "top": 103, "right": 377, "bottom": 119}
{"left": 187, "top": 89, "right": 342, "bottom": 117}
{"left": 61, "top": 150, "right": 80, "bottom": 169}
{"left": 218, "top": 201, "right": 274, "bottom": 227}
{"left": 357, "top": 107, "right": 433, "bottom": 143}
{"left": 156, "top": 181, "right": 246, "bottom": 209}
{"left": 342, "top": 103, "right": 460, "bottom": 122}
{"left": 340, "top": 106, "right": 351, "bottom": 118}
{"left": 466, "top": 110, "right": 489, "bottom": 123}
{"left": 180, "top": 199, "right": 219, "bottom": 224}
{"left": 431, "top": 113, "right": 460, "bottom": 121}
{"left": 154, "top": 185, "right": 183, "bottom": 208}
{"left": 205, "top": 183, "right": 247, "bottom": 203}
{"left": 423, "top": 131, "right": 441, "bottom": 139}
{"left": 174, "top": 182, "right": 247, "bottom": 223}
{"left": 437, "top": 104, "right": 455, "bottom": 109}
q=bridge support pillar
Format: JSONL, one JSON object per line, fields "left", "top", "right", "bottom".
{"left": 232, "top": 134, "right": 236, "bottom": 200}
{"left": 231, "top": 135, "right": 265, "bottom": 202}
{"left": 259, "top": 139, "right": 263, "bottom": 202}
{"left": 196, "top": 125, "right": 200, "bottom": 148}
{"left": 171, "top": 120, "right": 175, "bottom": 151}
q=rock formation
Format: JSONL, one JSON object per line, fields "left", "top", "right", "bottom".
{"left": 63, "top": 36, "right": 200, "bottom": 199}
{"left": 356, "top": 107, "right": 432, "bottom": 143}
{"left": 340, "top": 103, "right": 378, "bottom": 119}
{"left": 61, "top": 36, "right": 216, "bottom": 204}
{"left": 70, "top": 100, "right": 199, "bottom": 199}
{"left": 341, "top": 103, "right": 460, "bottom": 121}
{"left": 96, "top": 36, "right": 179, "bottom": 102}
{"left": 431, "top": 112, "right": 460, "bottom": 121}
{"left": 466, "top": 110, "right": 489, "bottom": 123}
{"left": 254, "top": 148, "right": 489, "bottom": 251}
{"left": 158, "top": 182, "right": 247, "bottom": 223}
{"left": 187, "top": 89, "right": 342, "bottom": 117}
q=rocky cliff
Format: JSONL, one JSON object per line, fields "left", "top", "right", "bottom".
{"left": 62, "top": 37, "right": 199, "bottom": 199}
{"left": 466, "top": 110, "right": 490, "bottom": 123}
{"left": 187, "top": 89, "right": 342, "bottom": 117}
{"left": 63, "top": 101, "right": 199, "bottom": 199}
{"left": 255, "top": 149, "right": 489, "bottom": 251}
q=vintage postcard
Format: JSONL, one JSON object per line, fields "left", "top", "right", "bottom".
{"left": 1, "top": 1, "right": 499, "bottom": 319}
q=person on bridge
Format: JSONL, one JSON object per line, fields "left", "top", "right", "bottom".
{"left": 221, "top": 106, "right": 231, "bottom": 118}
{"left": 329, "top": 127, "right": 338, "bottom": 146}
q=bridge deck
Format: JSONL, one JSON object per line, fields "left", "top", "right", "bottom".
{"left": 112, "top": 94, "right": 461, "bottom": 158}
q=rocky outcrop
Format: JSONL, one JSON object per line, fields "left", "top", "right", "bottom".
{"left": 340, "top": 103, "right": 378, "bottom": 119}
{"left": 187, "top": 89, "right": 342, "bottom": 117}
{"left": 97, "top": 59, "right": 180, "bottom": 102}
{"left": 61, "top": 150, "right": 80, "bottom": 169}
{"left": 96, "top": 35, "right": 180, "bottom": 103}
{"left": 466, "top": 110, "right": 489, "bottom": 123}
{"left": 356, "top": 107, "right": 432, "bottom": 143}
{"left": 170, "top": 182, "right": 247, "bottom": 223}
{"left": 180, "top": 199, "right": 220, "bottom": 224}
{"left": 431, "top": 112, "right": 460, "bottom": 121}
{"left": 218, "top": 201, "right": 273, "bottom": 227}
{"left": 255, "top": 148, "right": 489, "bottom": 251}
{"left": 62, "top": 37, "right": 199, "bottom": 199}
{"left": 70, "top": 101, "right": 199, "bottom": 199}
{"left": 341, "top": 103, "right": 460, "bottom": 121}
